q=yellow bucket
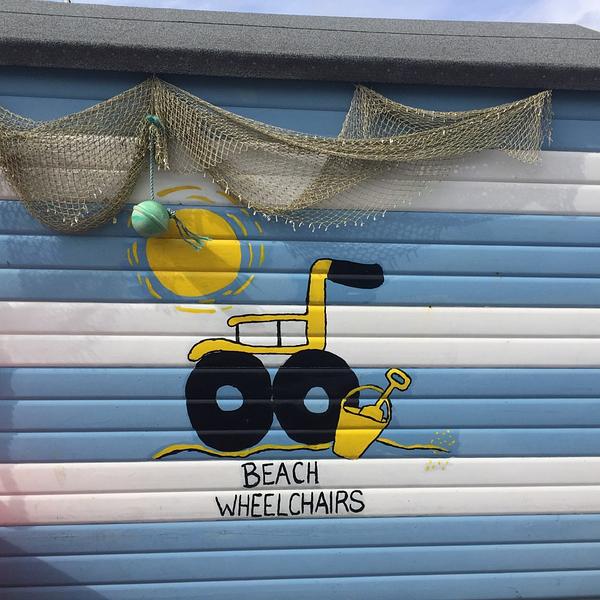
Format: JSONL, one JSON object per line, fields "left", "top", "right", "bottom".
{"left": 333, "top": 393, "right": 391, "bottom": 459}
{"left": 332, "top": 368, "right": 411, "bottom": 460}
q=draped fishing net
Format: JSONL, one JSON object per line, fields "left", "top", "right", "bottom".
{"left": 0, "top": 77, "right": 552, "bottom": 232}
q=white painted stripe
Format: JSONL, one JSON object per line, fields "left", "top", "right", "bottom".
{"left": 3, "top": 486, "right": 600, "bottom": 525}
{"left": 3, "top": 458, "right": 600, "bottom": 495}
{"left": 3, "top": 334, "right": 600, "bottom": 367}
{"left": 2, "top": 150, "right": 600, "bottom": 214}
{"left": 3, "top": 303, "right": 600, "bottom": 337}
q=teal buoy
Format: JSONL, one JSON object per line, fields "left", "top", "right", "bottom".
{"left": 134, "top": 116, "right": 209, "bottom": 250}
{"left": 131, "top": 200, "right": 210, "bottom": 250}
{"left": 131, "top": 200, "right": 170, "bottom": 237}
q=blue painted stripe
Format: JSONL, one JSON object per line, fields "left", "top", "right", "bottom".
{"left": 0, "top": 93, "right": 591, "bottom": 149}
{"left": 5, "top": 235, "right": 600, "bottom": 277}
{"left": 3, "top": 542, "right": 600, "bottom": 587}
{"left": 0, "top": 66, "right": 597, "bottom": 149}
{"left": 3, "top": 368, "right": 599, "bottom": 400}
{"left": 3, "top": 398, "right": 600, "bottom": 432}
{"left": 4, "top": 428, "right": 600, "bottom": 462}
{"left": 0, "top": 67, "right": 598, "bottom": 119}
{"left": 5, "top": 205, "right": 600, "bottom": 247}
{"left": 3, "top": 570, "right": 600, "bottom": 600}
{"left": 3, "top": 269, "right": 600, "bottom": 306}
{"left": 2, "top": 515, "right": 599, "bottom": 556}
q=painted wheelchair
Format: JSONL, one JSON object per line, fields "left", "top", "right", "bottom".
{"left": 185, "top": 258, "right": 391, "bottom": 452}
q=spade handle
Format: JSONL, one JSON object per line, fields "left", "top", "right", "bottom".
{"left": 377, "top": 368, "right": 411, "bottom": 405}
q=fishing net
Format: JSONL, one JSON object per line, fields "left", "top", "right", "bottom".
{"left": 0, "top": 77, "right": 552, "bottom": 232}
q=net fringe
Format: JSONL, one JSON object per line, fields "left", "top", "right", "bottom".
{"left": 0, "top": 77, "right": 552, "bottom": 232}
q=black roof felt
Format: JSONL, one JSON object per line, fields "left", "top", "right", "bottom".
{"left": 0, "top": 0, "right": 599, "bottom": 90}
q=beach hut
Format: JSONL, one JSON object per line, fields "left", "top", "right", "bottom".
{"left": 1, "top": 1, "right": 600, "bottom": 598}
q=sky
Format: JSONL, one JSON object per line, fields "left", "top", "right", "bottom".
{"left": 52, "top": 0, "right": 600, "bottom": 30}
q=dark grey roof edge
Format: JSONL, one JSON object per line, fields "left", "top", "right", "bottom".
{"left": 0, "top": 0, "right": 599, "bottom": 90}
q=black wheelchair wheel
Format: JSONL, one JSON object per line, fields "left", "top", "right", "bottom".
{"left": 272, "top": 349, "right": 359, "bottom": 445}
{"left": 185, "top": 351, "right": 273, "bottom": 452}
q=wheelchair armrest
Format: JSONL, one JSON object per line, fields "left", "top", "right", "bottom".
{"left": 227, "top": 313, "right": 308, "bottom": 327}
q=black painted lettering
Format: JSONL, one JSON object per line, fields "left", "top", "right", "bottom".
{"left": 261, "top": 463, "right": 275, "bottom": 486}
{"left": 276, "top": 462, "right": 292, "bottom": 486}
{"left": 276, "top": 493, "right": 289, "bottom": 517}
{"left": 301, "top": 491, "right": 315, "bottom": 515}
{"left": 250, "top": 493, "right": 262, "bottom": 518}
{"left": 349, "top": 490, "right": 365, "bottom": 514}
{"left": 289, "top": 492, "right": 301, "bottom": 516}
{"left": 335, "top": 490, "right": 350, "bottom": 513}
{"left": 263, "top": 493, "right": 276, "bottom": 517}
{"left": 306, "top": 461, "right": 319, "bottom": 485}
{"left": 292, "top": 461, "right": 304, "bottom": 484}
{"left": 215, "top": 495, "right": 237, "bottom": 517}
{"left": 242, "top": 463, "right": 260, "bottom": 489}
{"left": 315, "top": 491, "right": 329, "bottom": 515}
{"left": 237, "top": 494, "right": 251, "bottom": 517}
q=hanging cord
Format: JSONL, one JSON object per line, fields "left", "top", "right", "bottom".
{"left": 145, "top": 114, "right": 210, "bottom": 251}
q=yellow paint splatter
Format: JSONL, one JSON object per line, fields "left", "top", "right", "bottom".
{"left": 175, "top": 306, "right": 216, "bottom": 314}
{"left": 227, "top": 213, "right": 248, "bottom": 237}
{"left": 144, "top": 277, "right": 162, "bottom": 300}
{"left": 223, "top": 289, "right": 233, "bottom": 296}
{"left": 221, "top": 305, "right": 233, "bottom": 311}
{"left": 197, "top": 298, "right": 216, "bottom": 304}
{"left": 232, "top": 275, "right": 255, "bottom": 296}
{"left": 157, "top": 185, "right": 201, "bottom": 197}
{"left": 429, "top": 429, "right": 456, "bottom": 453}
{"left": 425, "top": 459, "right": 449, "bottom": 471}
{"left": 217, "top": 191, "right": 237, "bottom": 204}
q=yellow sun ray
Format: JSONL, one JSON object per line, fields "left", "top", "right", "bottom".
{"left": 175, "top": 306, "right": 216, "bottom": 314}
{"left": 226, "top": 213, "right": 248, "bottom": 237}
{"left": 132, "top": 241, "right": 139, "bottom": 265}
{"left": 258, "top": 243, "right": 265, "bottom": 267}
{"left": 144, "top": 276, "right": 162, "bottom": 300}
{"left": 217, "top": 191, "right": 237, "bottom": 204}
{"left": 247, "top": 242, "right": 254, "bottom": 268}
{"left": 127, "top": 248, "right": 133, "bottom": 267}
{"left": 136, "top": 273, "right": 143, "bottom": 286}
{"left": 157, "top": 185, "right": 202, "bottom": 197}
{"left": 254, "top": 220, "right": 263, "bottom": 234}
{"left": 187, "top": 194, "right": 216, "bottom": 205}
{"left": 232, "top": 275, "right": 255, "bottom": 296}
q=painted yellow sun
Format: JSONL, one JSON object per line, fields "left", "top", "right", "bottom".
{"left": 146, "top": 208, "right": 242, "bottom": 298}
{"left": 127, "top": 184, "right": 266, "bottom": 303}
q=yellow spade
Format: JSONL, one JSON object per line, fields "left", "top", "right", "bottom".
{"left": 333, "top": 368, "right": 411, "bottom": 460}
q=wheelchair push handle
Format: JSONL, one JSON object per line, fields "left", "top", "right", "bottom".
{"left": 327, "top": 260, "right": 384, "bottom": 290}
